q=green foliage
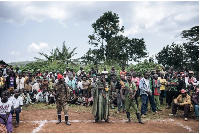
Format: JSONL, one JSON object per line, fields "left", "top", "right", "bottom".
{"left": 83, "top": 11, "right": 147, "bottom": 66}
{"left": 156, "top": 43, "right": 184, "bottom": 70}
{"left": 35, "top": 41, "right": 77, "bottom": 65}
{"left": 127, "top": 60, "right": 162, "bottom": 75}
{"left": 156, "top": 26, "right": 199, "bottom": 72}
{"left": 181, "top": 26, "right": 199, "bottom": 45}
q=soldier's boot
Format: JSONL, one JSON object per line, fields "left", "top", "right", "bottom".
{"left": 65, "top": 116, "right": 71, "bottom": 125}
{"left": 56, "top": 115, "right": 61, "bottom": 124}
{"left": 126, "top": 112, "right": 131, "bottom": 122}
{"left": 105, "top": 116, "right": 110, "bottom": 123}
{"left": 136, "top": 113, "right": 144, "bottom": 124}
{"left": 94, "top": 115, "right": 99, "bottom": 123}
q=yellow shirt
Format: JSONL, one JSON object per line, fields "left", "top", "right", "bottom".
{"left": 159, "top": 78, "right": 166, "bottom": 91}
{"left": 0, "top": 77, "right": 4, "bottom": 86}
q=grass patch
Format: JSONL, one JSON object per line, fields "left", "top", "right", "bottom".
{"left": 22, "top": 102, "right": 56, "bottom": 111}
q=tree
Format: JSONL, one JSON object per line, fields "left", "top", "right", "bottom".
{"left": 156, "top": 43, "right": 184, "bottom": 71}
{"left": 35, "top": 41, "right": 77, "bottom": 65}
{"left": 85, "top": 11, "right": 147, "bottom": 66}
{"left": 181, "top": 26, "right": 199, "bottom": 72}
{"left": 156, "top": 26, "right": 199, "bottom": 72}
{"left": 181, "top": 26, "right": 199, "bottom": 45}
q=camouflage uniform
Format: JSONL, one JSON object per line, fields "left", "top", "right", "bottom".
{"left": 124, "top": 81, "right": 144, "bottom": 124}
{"left": 92, "top": 80, "right": 109, "bottom": 122}
{"left": 54, "top": 81, "right": 69, "bottom": 115}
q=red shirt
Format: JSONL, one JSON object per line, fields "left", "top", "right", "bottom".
{"left": 154, "top": 80, "right": 160, "bottom": 96}
{"left": 120, "top": 71, "right": 127, "bottom": 76}
{"left": 131, "top": 77, "right": 139, "bottom": 86}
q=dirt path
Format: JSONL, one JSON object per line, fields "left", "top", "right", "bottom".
{"left": 12, "top": 108, "right": 199, "bottom": 133}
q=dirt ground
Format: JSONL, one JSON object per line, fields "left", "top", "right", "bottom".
{"left": 12, "top": 106, "right": 199, "bottom": 133}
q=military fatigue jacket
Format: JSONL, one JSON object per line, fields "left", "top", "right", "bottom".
{"left": 54, "top": 81, "right": 69, "bottom": 101}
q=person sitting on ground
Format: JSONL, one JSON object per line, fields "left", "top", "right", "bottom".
{"left": 192, "top": 87, "right": 199, "bottom": 121}
{"left": 169, "top": 89, "right": 192, "bottom": 121}
{"left": 30, "top": 89, "right": 37, "bottom": 104}
{"left": 10, "top": 90, "right": 23, "bottom": 127}
{"left": 0, "top": 91, "right": 13, "bottom": 132}
{"left": 76, "top": 94, "right": 85, "bottom": 106}
{"left": 68, "top": 91, "right": 77, "bottom": 105}
{"left": 21, "top": 89, "right": 31, "bottom": 106}
{"left": 24, "top": 79, "right": 32, "bottom": 93}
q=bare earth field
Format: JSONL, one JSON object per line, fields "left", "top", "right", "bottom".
{"left": 12, "top": 103, "right": 199, "bottom": 133}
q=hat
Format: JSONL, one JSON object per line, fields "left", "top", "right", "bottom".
{"left": 57, "top": 74, "right": 64, "bottom": 80}
{"left": 63, "top": 72, "right": 66, "bottom": 75}
{"left": 181, "top": 89, "right": 187, "bottom": 93}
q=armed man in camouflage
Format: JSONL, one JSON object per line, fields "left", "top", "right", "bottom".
{"left": 54, "top": 74, "right": 71, "bottom": 125}
{"left": 92, "top": 74, "right": 110, "bottom": 123}
{"left": 123, "top": 73, "right": 144, "bottom": 124}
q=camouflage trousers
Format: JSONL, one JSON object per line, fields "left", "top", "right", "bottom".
{"left": 125, "top": 98, "right": 139, "bottom": 113}
{"left": 56, "top": 101, "right": 69, "bottom": 115}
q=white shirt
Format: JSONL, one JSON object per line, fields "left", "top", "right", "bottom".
{"left": 64, "top": 76, "right": 69, "bottom": 84}
{"left": 77, "top": 81, "right": 83, "bottom": 89}
{"left": 0, "top": 100, "right": 12, "bottom": 114}
{"left": 32, "top": 82, "right": 40, "bottom": 92}
{"left": 102, "top": 71, "right": 108, "bottom": 78}
{"left": 16, "top": 77, "right": 25, "bottom": 89}
{"left": 3, "top": 68, "right": 7, "bottom": 76}
{"left": 12, "top": 96, "right": 23, "bottom": 109}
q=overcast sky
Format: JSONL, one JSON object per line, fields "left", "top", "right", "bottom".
{"left": 0, "top": 1, "right": 199, "bottom": 64}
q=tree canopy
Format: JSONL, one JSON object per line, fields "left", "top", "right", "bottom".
{"left": 82, "top": 11, "right": 147, "bottom": 66}
{"left": 156, "top": 26, "right": 199, "bottom": 72}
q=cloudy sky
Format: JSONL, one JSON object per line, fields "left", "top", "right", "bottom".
{"left": 0, "top": 1, "right": 199, "bottom": 63}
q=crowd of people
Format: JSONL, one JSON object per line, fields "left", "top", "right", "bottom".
{"left": 0, "top": 64, "right": 199, "bottom": 132}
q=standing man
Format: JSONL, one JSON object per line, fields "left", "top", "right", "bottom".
{"left": 92, "top": 74, "right": 109, "bottom": 123}
{"left": 139, "top": 71, "right": 153, "bottom": 118}
{"left": 110, "top": 66, "right": 117, "bottom": 81}
{"left": 131, "top": 71, "right": 140, "bottom": 108}
{"left": 159, "top": 72, "right": 167, "bottom": 105}
{"left": 123, "top": 73, "right": 144, "bottom": 124}
{"left": 77, "top": 67, "right": 85, "bottom": 77}
{"left": 148, "top": 71, "right": 158, "bottom": 114}
{"left": 166, "top": 73, "right": 179, "bottom": 109}
{"left": 0, "top": 71, "right": 5, "bottom": 97}
{"left": 102, "top": 67, "right": 109, "bottom": 82}
{"left": 10, "top": 90, "right": 23, "bottom": 128}
{"left": 54, "top": 74, "right": 71, "bottom": 125}
{"left": 89, "top": 67, "right": 97, "bottom": 77}
{"left": 6, "top": 71, "right": 17, "bottom": 92}
{"left": 120, "top": 67, "right": 127, "bottom": 77}
{"left": 16, "top": 73, "right": 25, "bottom": 94}
{"left": 116, "top": 74, "right": 126, "bottom": 113}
